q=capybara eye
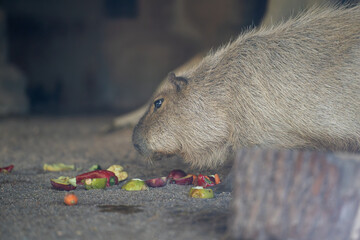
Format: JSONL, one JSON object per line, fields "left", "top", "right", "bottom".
{"left": 154, "top": 98, "right": 164, "bottom": 109}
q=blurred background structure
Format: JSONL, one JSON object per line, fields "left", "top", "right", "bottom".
{"left": 0, "top": 0, "right": 356, "bottom": 116}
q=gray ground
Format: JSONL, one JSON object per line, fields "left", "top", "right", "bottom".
{"left": 0, "top": 116, "right": 232, "bottom": 240}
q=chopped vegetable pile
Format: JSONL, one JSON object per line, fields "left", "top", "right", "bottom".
{"left": 144, "top": 169, "right": 220, "bottom": 188}
{"left": 49, "top": 164, "right": 128, "bottom": 191}
{"left": 46, "top": 162, "right": 219, "bottom": 200}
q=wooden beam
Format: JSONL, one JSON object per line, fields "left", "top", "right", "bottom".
{"left": 227, "top": 149, "right": 360, "bottom": 240}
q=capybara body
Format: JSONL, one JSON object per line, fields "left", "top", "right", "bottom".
{"left": 133, "top": 5, "right": 360, "bottom": 168}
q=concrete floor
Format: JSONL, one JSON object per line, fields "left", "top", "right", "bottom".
{"left": 0, "top": 116, "right": 232, "bottom": 240}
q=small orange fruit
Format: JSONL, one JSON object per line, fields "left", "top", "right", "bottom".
{"left": 64, "top": 193, "right": 78, "bottom": 206}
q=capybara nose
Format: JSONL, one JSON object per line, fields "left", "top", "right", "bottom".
{"left": 133, "top": 143, "right": 142, "bottom": 153}
{"left": 133, "top": 140, "right": 149, "bottom": 156}
{"left": 132, "top": 126, "right": 149, "bottom": 156}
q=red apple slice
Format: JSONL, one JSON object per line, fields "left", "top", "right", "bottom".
{"left": 167, "top": 169, "right": 187, "bottom": 180}
{"left": 145, "top": 177, "right": 167, "bottom": 187}
{"left": 51, "top": 176, "right": 77, "bottom": 191}
{"left": 170, "top": 174, "right": 194, "bottom": 185}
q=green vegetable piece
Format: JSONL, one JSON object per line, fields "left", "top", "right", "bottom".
{"left": 89, "top": 164, "right": 101, "bottom": 171}
{"left": 43, "top": 163, "right": 75, "bottom": 172}
{"left": 121, "top": 179, "right": 148, "bottom": 191}
{"left": 89, "top": 164, "right": 102, "bottom": 171}
{"left": 189, "top": 186, "right": 214, "bottom": 199}
{"left": 68, "top": 177, "right": 77, "bottom": 187}
{"left": 84, "top": 178, "right": 107, "bottom": 190}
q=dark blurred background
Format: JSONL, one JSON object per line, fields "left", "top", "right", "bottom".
{"left": 0, "top": 0, "right": 356, "bottom": 116}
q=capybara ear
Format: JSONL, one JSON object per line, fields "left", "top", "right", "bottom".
{"left": 168, "top": 72, "right": 188, "bottom": 92}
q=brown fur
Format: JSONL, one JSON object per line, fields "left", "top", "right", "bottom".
{"left": 133, "top": 5, "right": 360, "bottom": 168}
{"left": 108, "top": 53, "right": 205, "bottom": 131}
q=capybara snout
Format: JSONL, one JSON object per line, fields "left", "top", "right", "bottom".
{"left": 132, "top": 117, "right": 153, "bottom": 158}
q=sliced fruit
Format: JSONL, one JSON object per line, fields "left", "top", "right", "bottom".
{"left": 167, "top": 169, "right": 187, "bottom": 180}
{"left": 211, "top": 174, "right": 221, "bottom": 185}
{"left": 50, "top": 176, "right": 77, "bottom": 191}
{"left": 121, "top": 179, "right": 148, "bottom": 191}
{"left": 189, "top": 186, "right": 214, "bottom": 199}
{"left": 107, "top": 164, "right": 124, "bottom": 172}
{"left": 0, "top": 165, "right": 14, "bottom": 173}
{"left": 107, "top": 165, "right": 128, "bottom": 182}
{"left": 84, "top": 178, "right": 107, "bottom": 190}
{"left": 44, "top": 163, "right": 75, "bottom": 172}
{"left": 116, "top": 171, "right": 128, "bottom": 181}
{"left": 169, "top": 174, "right": 194, "bottom": 185}
{"left": 75, "top": 170, "right": 118, "bottom": 187}
{"left": 196, "top": 174, "right": 215, "bottom": 188}
{"left": 189, "top": 174, "right": 198, "bottom": 185}
{"left": 145, "top": 177, "right": 167, "bottom": 187}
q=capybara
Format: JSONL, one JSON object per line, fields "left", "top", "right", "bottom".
{"left": 133, "top": 5, "right": 360, "bottom": 168}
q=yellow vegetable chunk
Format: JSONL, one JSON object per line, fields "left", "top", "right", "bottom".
{"left": 189, "top": 186, "right": 214, "bottom": 199}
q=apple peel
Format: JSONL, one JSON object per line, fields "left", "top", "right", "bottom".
{"left": 169, "top": 174, "right": 194, "bottom": 185}
{"left": 50, "top": 176, "right": 77, "bottom": 191}
{"left": 167, "top": 169, "right": 187, "bottom": 180}
{"left": 145, "top": 177, "right": 167, "bottom": 187}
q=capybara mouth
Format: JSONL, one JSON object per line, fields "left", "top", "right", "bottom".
{"left": 133, "top": 143, "right": 176, "bottom": 161}
{"left": 149, "top": 152, "right": 177, "bottom": 161}
{"left": 133, "top": 144, "right": 142, "bottom": 154}
{"left": 132, "top": 140, "right": 152, "bottom": 157}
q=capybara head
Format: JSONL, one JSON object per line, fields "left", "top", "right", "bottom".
{"left": 132, "top": 71, "right": 232, "bottom": 168}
